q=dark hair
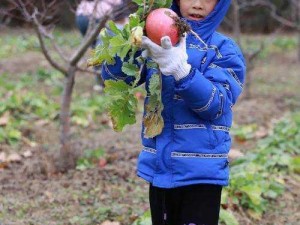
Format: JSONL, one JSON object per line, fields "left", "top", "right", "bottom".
{"left": 111, "top": 0, "right": 138, "bottom": 21}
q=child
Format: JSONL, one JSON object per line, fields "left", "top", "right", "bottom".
{"left": 101, "top": 0, "right": 246, "bottom": 224}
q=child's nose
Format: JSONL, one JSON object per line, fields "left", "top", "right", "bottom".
{"left": 192, "top": 0, "right": 204, "bottom": 9}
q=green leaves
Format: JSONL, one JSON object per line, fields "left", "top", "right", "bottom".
{"left": 122, "top": 62, "right": 140, "bottom": 76}
{"left": 132, "top": 0, "right": 173, "bottom": 10}
{"left": 132, "top": 210, "right": 152, "bottom": 225}
{"left": 222, "top": 112, "right": 300, "bottom": 222}
{"left": 87, "top": 2, "right": 169, "bottom": 137}
{"left": 104, "top": 80, "right": 137, "bottom": 131}
{"left": 87, "top": 30, "right": 115, "bottom": 66}
{"left": 76, "top": 148, "right": 105, "bottom": 171}
{"left": 219, "top": 209, "right": 239, "bottom": 225}
{"left": 109, "top": 34, "right": 131, "bottom": 60}
{"left": 240, "top": 185, "right": 263, "bottom": 206}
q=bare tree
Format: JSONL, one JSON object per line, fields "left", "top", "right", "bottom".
{"left": 232, "top": 0, "right": 241, "bottom": 45}
{"left": 2, "top": 0, "right": 136, "bottom": 171}
{"left": 239, "top": 0, "right": 300, "bottom": 61}
{"left": 227, "top": 0, "right": 266, "bottom": 99}
{"left": 228, "top": 0, "right": 300, "bottom": 98}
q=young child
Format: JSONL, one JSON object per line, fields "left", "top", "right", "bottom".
{"left": 101, "top": 0, "right": 246, "bottom": 224}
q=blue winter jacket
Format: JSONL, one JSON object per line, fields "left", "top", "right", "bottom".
{"left": 101, "top": 0, "right": 246, "bottom": 188}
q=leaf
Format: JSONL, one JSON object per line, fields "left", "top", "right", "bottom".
{"left": 109, "top": 34, "right": 131, "bottom": 60}
{"left": 143, "top": 73, "right": 164, "bottom": 137}
{"left": 104, "top": 80, "right": 137, "bottom": 131}
{"left": 219, "top": 209, "right": 239, "bottom": 225}
{"left": 109, "top": 98, "right": 137, "bottom": 131}
{"left": 154, "top": 0, "right": 173, "bottom": 8}
{"left": 247, "top": 209, "right": 262, "bottom": 220}
{"left": 148, "top": 73, "right": 161, "bottom": 96}
{"left": 122, "top": 62, "right": 139, "bottom": 76}
{"left": 131, "top": 26, "right": 143, "bottom": 47}
{"left": 71, "top": 115, "right": 89, "bottom": 127}
{"left": 0, "top": 152, "right": 7, "bottom": 162}
{"left": 100, "top": 28, "right": 111, "bottom": 46}
{"left": 132, "top": 210, "right": 152, "bottom": 225}
{"left": 129, "top": 14, "right": 141, "bottom": 28}
{"left": 146, "top": 61, "right": 159, "bottom": 69}
{"left": 88, "top": 45, "right": 114, "bottom": 66}
{"left": 107, "top": 20, "right": 122, "bottom": 35}
{"left": 22, "top": 150, "right": 33, "bottom": 158}
{"left": 7, "top": 153, "right": 22, "bottom": 163}
{"left": 104, "top": 80, "right": 130, "bottom": 96}
{"left": 0, "top": 111, "right": 10, "bottom": 126}
{"left": 119, "top": 44, "right": 132, "bottom": 60}
{"left": 132, "top": 0, "right": 144, "bottom": 6}
{"left": 291, "top": 156, "right": 300, "bottom": 174}
{"left": 240, "top": 185, "right": 262, "bottom": 206}
{"left": 143, "top": 108, "right": 164, "bottom": 138}
{"left": 100, "top": 220, "right": 120, "bottom": 225}
{"left": 8, "top": 129, "right": 21, "bottom": 141}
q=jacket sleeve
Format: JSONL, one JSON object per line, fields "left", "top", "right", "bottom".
{"left": 175, "top": 40, "right": 246, "bottom": 120}
{"left": 101, "top": 53, "right": 147, "bottom": 86}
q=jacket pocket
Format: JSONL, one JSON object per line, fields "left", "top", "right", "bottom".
{"left": 171, "top": 151, "right": 229, "bottom": 183}
{"left": 207, "top": 123, "right": 230, "bottom": 148}
{"left": 137, "top": 146, "right": 157, "bottom": 177}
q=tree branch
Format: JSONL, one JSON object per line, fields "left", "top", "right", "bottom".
{"left": 70, "top": 1, "right": 138, "bottom": 66}
{"left": 70, "top": 15, "right": 109, "bottom": 66}
{"left": 33, "top": 22, "right": 67, "bottom": 74}
{"left": 76, "top": 66, "right": 96, "bottom": 75}
{"left": 12, "top": 0, "right": 67, "bottom": 74}
{"left": 239, "top": 0, "right": 300, "bottom": 30}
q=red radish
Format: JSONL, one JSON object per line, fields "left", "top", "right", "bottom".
{"left": 145, "top": 8, "right": 179, "bottom": 46}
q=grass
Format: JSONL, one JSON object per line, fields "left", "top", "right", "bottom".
{"left": 0, "top": 28, "right": 82, "bottom": 59}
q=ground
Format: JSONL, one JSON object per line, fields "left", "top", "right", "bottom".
{"left": 0, "top": 31, "right": 300, "bottom": 225}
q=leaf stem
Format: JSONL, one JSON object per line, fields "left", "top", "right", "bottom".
{"left": 189, "top": 29, "right": 208, "bottom": 48}
{"left": 132, "top": 63, "right": 145, "bottom": 88}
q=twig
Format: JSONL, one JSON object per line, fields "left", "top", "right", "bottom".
{"left": 189, "top": 29, "right": 208, "bottom": 48}
{"left": 236, "top": 205, "right": 253, "bottom": 225}
{"left": 70, "top": 15, "right": 109, "bottom": 66}
{"left": 33, "top": 21, "right": 67, "bottom": 74}
{"left": 76, "top": 66, "right": 96, "bottom": 75}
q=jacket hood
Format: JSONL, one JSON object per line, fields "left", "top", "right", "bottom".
{"left": 171, "top": 0, "right": 231, "bottom": 40}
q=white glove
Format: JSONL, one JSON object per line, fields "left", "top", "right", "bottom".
{"left": 141, "top": 35, "right": 191, "bottom": 81}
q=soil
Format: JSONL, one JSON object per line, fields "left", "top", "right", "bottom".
{"left": 0, "top": 39, "right": 300, "bottom": 225}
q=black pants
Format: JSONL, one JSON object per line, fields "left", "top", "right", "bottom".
{"left": 149, "top": 184, "right": 222, "bottom": 225}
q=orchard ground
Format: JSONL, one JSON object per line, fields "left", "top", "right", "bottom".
{"left": 0, "top": 28, "right": 299, "bottom": 225}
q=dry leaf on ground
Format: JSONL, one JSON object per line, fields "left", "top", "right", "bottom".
{"left": 100, "top": 220, "right": 120, "bottom": 225}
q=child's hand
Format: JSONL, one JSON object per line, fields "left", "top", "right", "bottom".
{"left": 141, "top": 34, "right": 191, "bottom": 81}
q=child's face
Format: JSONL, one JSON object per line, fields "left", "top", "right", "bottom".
{"left": 177, "top": 0, "right": 218, "bottom": 21}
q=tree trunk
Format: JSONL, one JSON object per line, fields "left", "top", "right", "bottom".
{"left": 232, "top": 0, "right": 241, "bottom": 45}
{"left": 243, "top": 69, "right": 252, "bottom": 100}
{"left": 298, "top": 30, "right": 300, "bottom": 62}
{"left": 59, "top": 66, "right": 76, "bottom": 171}
{"left": 298, "top": 2, "right": 300, "bottom": 62}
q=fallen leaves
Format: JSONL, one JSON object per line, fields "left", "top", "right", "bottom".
{"left": 0, "top": 111, "right": 10, "bottom": 126}
{"left": 0, "top": 150, "right": 34, "bottom": 170}
{"left": 0, "top": 152, "right": 21, "bottom": 170}
{"left": 228, "top": 148, "right": 244, "bottom": 161}
{"left": 6, "top": 152, "right": 22, "bottom": 162}
{"left": 99, "top": 221, "right": 120, "bottom": 225}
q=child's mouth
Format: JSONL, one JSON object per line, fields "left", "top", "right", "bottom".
{"left": 189, "top": 14, "right": 204, "bottom": 20}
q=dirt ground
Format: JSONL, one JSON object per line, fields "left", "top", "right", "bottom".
{"left": 0, "top": 40, "right": 300, "bottom": 225}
